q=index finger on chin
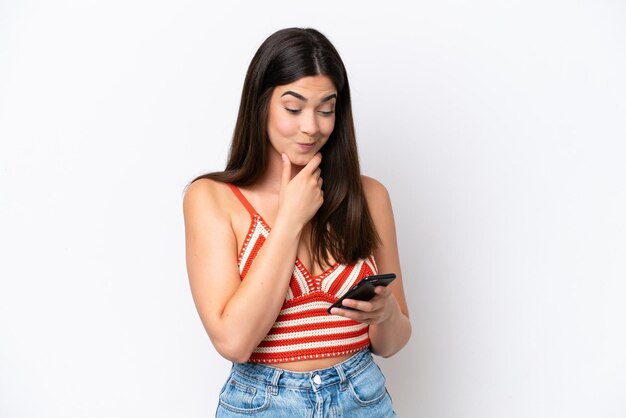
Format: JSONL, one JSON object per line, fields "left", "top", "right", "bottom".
{"left": 305, "top": 153, "right": 322, "bottom": 172}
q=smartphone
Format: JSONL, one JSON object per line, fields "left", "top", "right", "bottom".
{"left": 327, "top": 273, "right": 396, "bottom": 314}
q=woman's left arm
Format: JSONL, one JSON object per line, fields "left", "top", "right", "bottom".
{"left": 329, "top": 176, "right": 412, "bottom": 357}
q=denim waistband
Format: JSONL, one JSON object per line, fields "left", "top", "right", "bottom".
{"left": 230, "top": 348, "right": 373, "bottom": 391}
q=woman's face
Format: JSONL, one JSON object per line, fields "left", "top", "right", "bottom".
{"left": 266, "top": 75, "right": 337, "bottom": 167}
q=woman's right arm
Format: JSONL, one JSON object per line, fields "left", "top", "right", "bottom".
{"left": 183, "top": 154, "right": 322, "bottom": 363}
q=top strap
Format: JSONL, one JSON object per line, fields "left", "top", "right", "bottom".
{"left": 226, "top": 183, "right": 258, "bottom": 218}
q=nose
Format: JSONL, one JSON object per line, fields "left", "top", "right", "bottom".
{"left": 299, "top": 110, "right": 320, "bottom": 137}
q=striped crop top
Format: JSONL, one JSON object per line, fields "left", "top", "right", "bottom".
{"left": 227, "top": 183, "right": 377, "bottom": 363}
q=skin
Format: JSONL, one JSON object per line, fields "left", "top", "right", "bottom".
{"left": 183, "top": 75, "right": 411, "bottom": 371}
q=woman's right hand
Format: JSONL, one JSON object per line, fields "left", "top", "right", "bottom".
{"left": 277, "top": 152, "right": 324, "bottom": 228}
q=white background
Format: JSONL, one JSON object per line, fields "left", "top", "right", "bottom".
{"left": 1, "top": 1, "right": 625, "bottom": 417}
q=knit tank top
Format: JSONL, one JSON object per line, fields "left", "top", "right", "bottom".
{"left": 227, "top": 183, "right": 376, "bottom": 363}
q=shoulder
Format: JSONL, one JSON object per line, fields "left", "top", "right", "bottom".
{"left": 183, "top": 177, "right": 224, "bottom": 206}
{"left": 361, "top": 175, "right": 391, "bottom": 208}
{"left": 183, "top": 178, "right": 232, "bottom": 220}
{"left": 360, "top": 175, "right": 395, "bottom": 235}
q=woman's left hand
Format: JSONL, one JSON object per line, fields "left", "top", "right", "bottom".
{"left": 329, "top": 286, "right": 397, "bottom": 325}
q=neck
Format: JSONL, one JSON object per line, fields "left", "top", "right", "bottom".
{"left": 258, "top": 148, "right": 304, "bottom": 193}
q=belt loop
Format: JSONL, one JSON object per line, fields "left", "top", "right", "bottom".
{"left": 335, "top": 364, "right": 348, "bottom": 391}
{"left": 269, "top": 368, "right": 283, "bottom": 396}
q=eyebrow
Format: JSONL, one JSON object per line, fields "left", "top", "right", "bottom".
{"left": 280, "top": 91, "right": 337, "bottom": 103}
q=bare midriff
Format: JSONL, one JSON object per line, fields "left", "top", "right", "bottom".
{"left": 269, "top": 353, "right": 355, "bottom": 372}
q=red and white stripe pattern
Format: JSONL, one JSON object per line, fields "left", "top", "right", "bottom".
{"left": 228, "top": 183, "right": 376, "bottom": 363}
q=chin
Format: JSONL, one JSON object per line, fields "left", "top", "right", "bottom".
{"left": 290, "top": 156, "right": 311, "bottom": 167}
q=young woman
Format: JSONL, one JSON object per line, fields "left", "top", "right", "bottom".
{"left": 183, "top": 27, "right": 411, "bottom": 417}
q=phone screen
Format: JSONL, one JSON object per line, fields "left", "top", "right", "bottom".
{"left": 327, "top": 273, "right": 396, "bottom": 314}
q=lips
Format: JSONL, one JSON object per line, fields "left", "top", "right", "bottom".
{"left": 297, "top": 143, "right": 316, "bottom": 152}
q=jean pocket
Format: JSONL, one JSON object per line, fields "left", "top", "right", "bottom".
{"left": 218, "top": 374, "right": 270, "bottom": 414}
{"left": 347, "top": 361, "right": 388, "bottom": 406}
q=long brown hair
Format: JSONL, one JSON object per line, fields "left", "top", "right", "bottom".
{"left": 186, "top": 27, "right": 379, "bottom": 265}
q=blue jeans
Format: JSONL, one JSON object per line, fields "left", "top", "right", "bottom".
{"left": 215, "top": 348, "right": 396, "bottom": 417}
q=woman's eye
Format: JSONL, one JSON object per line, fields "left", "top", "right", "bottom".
{"left": 285, "top": 108, "right": 301, "bottom": 114}
{"left": 318, "top": 110, "right": 335, "bottom": 116}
